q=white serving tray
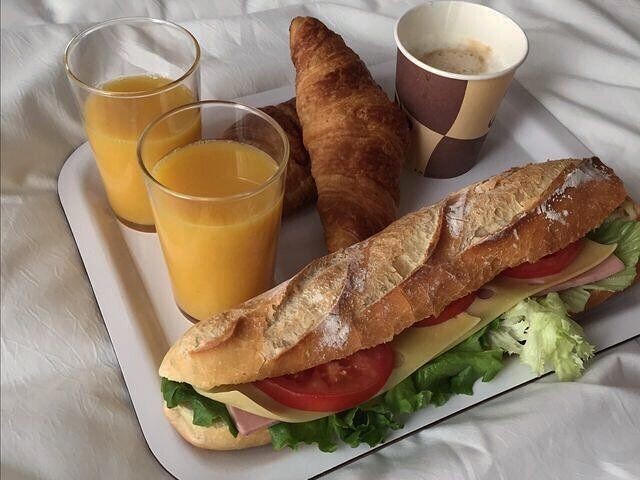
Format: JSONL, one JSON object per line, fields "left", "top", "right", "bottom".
{"left": 58, "top": 61, "right": 640, "bottom": 480}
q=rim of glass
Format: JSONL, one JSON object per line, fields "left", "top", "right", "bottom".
{"left": 64, "top": 16, "right": 201, "bottom": 98}
{"left": 137, "top": 100, "right": 290, "bottom": 202}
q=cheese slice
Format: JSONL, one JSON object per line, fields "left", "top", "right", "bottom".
{"left": 196, "top": 239, "right": 616, "bottom": 423}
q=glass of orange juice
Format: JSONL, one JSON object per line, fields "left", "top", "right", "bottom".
{"left": 65, "top": 17, "right": 201, "bottom": 231}
{"left": 138, "top": 101, "right": 289, "bottom": 321}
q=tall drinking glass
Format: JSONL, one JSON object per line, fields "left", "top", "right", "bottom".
{"left": 65, "top": 17, "right": 201, "bottom": 231}
{"left": 138, "top": 101, "right": 289, "bottom": 321}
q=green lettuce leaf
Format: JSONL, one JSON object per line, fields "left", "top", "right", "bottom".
{"left": 560, "top": 266, "right": 638, "bottom": 313}
{"left": 269, "top": 416, "right": 338, "bottom": 452}
{"left": 410, "top": 327, "right": 503, "bottom": 400}
{"left": 333, "top": 402, "right": 402, "bottom": 448}
{"left": 383, "top": 376, "right": 431, "bottom": 414}
{"left": 485, "top": 293, "right": 594, "bottom": 380}
{"left": 558, "top": 287, "right": 592, "bottom": 314}
{"left": 589, "top": 217, "right": 640, "bottom": 266}
{"left": 161, "top": 378, "right": 238, "bottom": 436}
{"left": 560, "top": 217, "right": 640, "bottom": 312}
{"left": 269, "top": 400, "right": 402, "bottom": 453}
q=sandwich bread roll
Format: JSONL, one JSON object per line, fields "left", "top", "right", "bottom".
{"left": 160, "top": 157, "right": 627, "bottom": 390}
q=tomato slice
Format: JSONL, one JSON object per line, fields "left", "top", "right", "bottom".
{"left": 502, "top": 240, "right": 584, "bottom": 279}
{"left": 414, "top": 291, "right": 478, "bottom": 327}
{"left": 254, "top": 343, "right": 395, "bottom": 412}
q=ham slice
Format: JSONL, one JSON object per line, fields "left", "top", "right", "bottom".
{"left": 538, "top": 254, "right": 624, "bottom": 295}
{"left": 228, "top": 405, "right": 277, "bottom": 436}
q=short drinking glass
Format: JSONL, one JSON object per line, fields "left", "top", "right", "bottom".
{"left": 65, "top": 17, "right": 201, "bottom": 230}
{"left": 138, "top": 101, "right": 289, "bottom": 321}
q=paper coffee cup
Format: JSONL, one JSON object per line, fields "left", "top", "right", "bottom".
{"left": 395, "top": 1, "right": 528, "bottom": 178}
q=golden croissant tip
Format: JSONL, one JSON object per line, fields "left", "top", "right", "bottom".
{"left": 290, "top": 16, "right": 324, "bottom": 31}
{"left": 290, "top": 16, "right": 305, "bottom": 28}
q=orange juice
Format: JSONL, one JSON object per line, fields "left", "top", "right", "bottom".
{"left": 84, "top": 75, "right": 199, "bottom": 228}
{"left": 150, "top": 140, "right": 283, "bottom": 320}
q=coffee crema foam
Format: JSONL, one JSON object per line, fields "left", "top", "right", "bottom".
{"left": 418, "top": 40, "right": 495, "bottom": 75}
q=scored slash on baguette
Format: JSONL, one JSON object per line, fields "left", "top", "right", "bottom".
{"left": 159, "top": 158, "right": 627, "bottom": 390}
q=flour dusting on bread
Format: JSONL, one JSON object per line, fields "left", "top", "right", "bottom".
{"left": 538, "top": 202, "right": 567, "bottom": 225}
{"left": 262, "top": 255, "right": 350, "bottom": 360}
{"left": 556, "top": 158, "right": 610, "bottom": 198}
{"left": 317, "top": 312, "right": 350, "bottom": 350}
{"left": 537, "top": 159, "right": 610, "bottom": 225}
{"left": 446, "top": 193, "right": 467, "bottom": 238}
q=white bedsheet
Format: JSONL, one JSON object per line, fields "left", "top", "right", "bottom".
{"left": 1, "top": 1, "right": 639, "bottom": 479}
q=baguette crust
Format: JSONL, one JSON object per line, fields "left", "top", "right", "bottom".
{"left": 160, "top": 158, "right": 627, "bottom": 389}
{"left": 586, "top": 290, "right": 621, "bottom": 310}
{"left": 164, "top": 405, "right": 270, "bottom": 450}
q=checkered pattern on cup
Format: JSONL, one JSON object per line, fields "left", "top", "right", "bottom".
{"left": 394, "top": 2, "right": 528, "bottom": 178}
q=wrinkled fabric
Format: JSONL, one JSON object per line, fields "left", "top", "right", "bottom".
{"left": 1, "top": 1, "right": 639, "bottom": 479}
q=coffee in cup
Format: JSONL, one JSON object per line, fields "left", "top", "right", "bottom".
{"left": 418, "top": 40, "right": 495, "bottom": 75}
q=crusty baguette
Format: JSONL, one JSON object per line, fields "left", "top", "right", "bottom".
{"left": 160, "top": 158, "right": 627, "bottom": 389}
{"left": 164, "top": 405, "right": 270, "bottom": 450}
{"left": 586, "top": 288, "right": 629, "bottom": 310}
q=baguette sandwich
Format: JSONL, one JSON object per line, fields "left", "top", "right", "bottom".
{"left": 160, "top": 158, "right": 639, "bottom": 452}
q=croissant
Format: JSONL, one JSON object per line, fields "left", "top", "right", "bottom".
{"left": 222, "top": 98, "right": 316, "bottom": 215}
{"left": 290, "top": 16, "right": 410, "bottom": 252}
{"left": 259, "top": 99, "right": 316, "bottom": 215}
